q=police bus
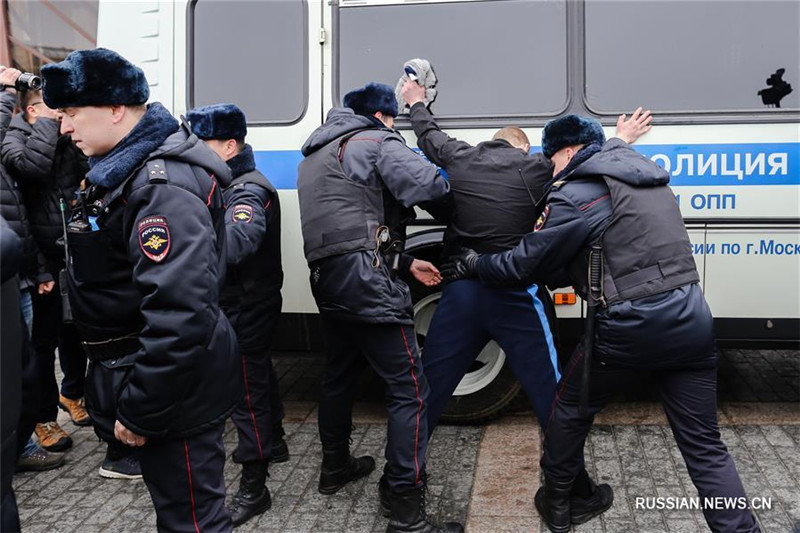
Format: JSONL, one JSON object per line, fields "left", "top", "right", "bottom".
{"left": 97, "top": 0, "right": 800, "bottom": 422}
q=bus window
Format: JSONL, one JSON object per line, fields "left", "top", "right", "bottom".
{"left": 336, "top": 0, "right": 568, "bottom": 120}
{"left": 584, "top": 0, "right": 800, "bottom": 115}
{"left": 189, "top": 0, "right": 308, "bottom": 124}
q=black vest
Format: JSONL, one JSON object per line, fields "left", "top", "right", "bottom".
{"left": 297, "top": 130, "right": 411, "bottom": 263}
{"left": 568, "top": 175, "right": 699, "bottom": 306}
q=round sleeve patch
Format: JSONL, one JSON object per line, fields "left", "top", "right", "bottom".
{"left": 138, "top": 215, "right": 170, "bottom": 262}
{"left": 232, "top": 204, "right": 254, "bottom": 224}
{"left": 534, "top": 205, "right": 550, "bottom": 232}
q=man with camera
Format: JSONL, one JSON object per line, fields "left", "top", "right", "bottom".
{"left": 0, "top": 66, "right": 67, "bottom": 473}
{"left": 41, "top": 48, "right": 241, "bottom": 531}
{"left": 2, "top": 73, "right": 90, "bottom": 457}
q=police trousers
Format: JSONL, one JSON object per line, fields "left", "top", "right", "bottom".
{"left": 138, "top": 423, "right": 231, "bottom": 532}
{"left": 543, "top": 344, "right": 760, "bottom": 533}
{"left": 227, "top": 300, "right": 284, "bottom": 463}
{"left": 318, "top": 316, "right": 428, "bottom": 490}
{"left": 422, "top": 280, "right": 560, "bottom": 429}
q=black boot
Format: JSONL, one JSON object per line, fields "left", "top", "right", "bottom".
{"left": 534, "top": 477, "right": 573, "bottom": 533}
{"left": 379, "top": 475, "right": 391, "bottom": 517}
{"left": 386, "top": 485, "right": 463, "bottom": 533}
{"left": 227, "top": 460, "right": 272, "bottom": 527}
{"left": 318, "top": 443, "right": 375, "bottom": 495}
{"left": 270, "top": 424, "right": 290, "bottom": 463}
{"left": 570, "top": 471, "right": 613, "bottom": 525}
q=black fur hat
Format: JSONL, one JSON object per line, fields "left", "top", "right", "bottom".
{"left": 541, "top": 115, "right": 606, "bottom": 158}
{"left": 343, "top": 82, "right": 398, "bottom": 117}
{"left": 41, "top": 48, "right": 149, "bottom": 109}
{"left": 186, "top": 104, "right": 247, "bottom": 140}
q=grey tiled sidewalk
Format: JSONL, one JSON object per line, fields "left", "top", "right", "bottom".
{"left": 14, "top": 417, "right": 480, "bottom": 533}
{"left": 578, "top": 424, "right": 800, "bottom": 533}
{"left": 13, "top": 349, "right": 800, "bottom": 532}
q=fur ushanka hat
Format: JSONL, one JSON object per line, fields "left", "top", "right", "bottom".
{"left": 186, "top": 103, "right": 248, "bottom": 140}
{"left": 41, "top": 48, "right": 149, "bottom": 109}
{"left": 541, "top": 114, "right": 606, "bottom": 159}
{"left": 343, "top": 82, "right": 398, "bottom": 117}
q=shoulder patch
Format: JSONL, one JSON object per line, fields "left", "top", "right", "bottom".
{"left": 534, "top": 205, "right": 550, "bottom": 232}
{"left": 232, "top": 204, "right": 254, "bottom": 223}
{"left": 138, "top": 215, "right": 170, "bottom": 262}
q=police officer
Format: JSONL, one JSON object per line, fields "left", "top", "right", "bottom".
{"left": 443, "top": 115, "right": 760, "bottom": 533}
{"left": 297, "top": 82, "right": 461, "bottom": 533}
{"left": 41, "top": 49, "right": 241, "bottom": 531}
{"left": 186, "top": 103, "right": 286, "bottom": 526}
{"left": 399, "top": 81, "right": 652, "bottom": 432}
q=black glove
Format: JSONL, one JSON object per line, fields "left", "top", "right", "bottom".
{"left": 441, "top": 247, "right": 480, "bottom": 282}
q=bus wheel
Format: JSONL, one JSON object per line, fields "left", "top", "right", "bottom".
{"left": 413, "top": 291, "right": 522, "bottom": 425}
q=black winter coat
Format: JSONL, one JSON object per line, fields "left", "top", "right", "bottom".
{"left": 67, "top": 104, "right": 240, "bottom": 441}
{"left": 1, "top": 113, "right": 87, "bottom": 272}
{"left": 300, "top": 108, "right": 451, "bottom": 324}
{"left": 1, "top": 217, "right": 22, "bottom": 472}
{"left": 221, "top": 145, "right": 283, "bottom": 350}
{"left": 476, "top": 140, "right": 716, "bottom": 369}
{"left": 0, "top": 92, "right": 50, "bottom": 286}
{"left": 409, "top": 102, "right": 552, "bottom": 259}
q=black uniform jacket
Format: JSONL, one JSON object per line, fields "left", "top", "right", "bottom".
{"left": 409, "top": 102, "right": 552, "bottom": 259}
{"left": 68, "top": 104, "right": 240, "bottom": 440}
{"left": 476, "top": 140, "right": 716, "bottom": 369}
{"left": 300, "top": 108, "right": 451, "bottom": 324}
{"left": 221, "top": 144, "right": 283, "bottom": 350}
{"left": 2, "top": 112, "right": 87, "bottom": 272}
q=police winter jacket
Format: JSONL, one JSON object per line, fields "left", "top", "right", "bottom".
{"left": 1, "top": 113, "right": 87, "bottom": 271}
{"left": 476, "top": 139, "right": 715, "bottom": 368}
{"left": 1, "top": 217, "right": 22, "bottom": 475}
{"left": 409, "top": 102, "right": 552, "bottom": 259}
{"left": 67, "top": 103, "right": 240, "bottom": 440}
{"left": 0, "top": 92, "right": 50, "bottom": 287}
{"left": 221, "top": 144, "right": 283, "bottom": 350}
{"left": 299, "top": 108, "right": 450, "bottom": 324}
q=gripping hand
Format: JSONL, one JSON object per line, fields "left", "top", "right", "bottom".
{"left": 441, "top": 247, "right": 480, "bottom": 282}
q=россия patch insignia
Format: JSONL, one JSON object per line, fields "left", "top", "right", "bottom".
{"left": 138, "top": 215, "right": 170, "bottom": 262}
{"left": 232, "top": 204, "right": 254, "bottom": 223}
{"left": 534, "top": 205, "right": 550, "bottom": 232}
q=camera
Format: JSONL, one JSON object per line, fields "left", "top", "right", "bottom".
{"left": 1, "top": 72, "right": 42, "bottom": 91}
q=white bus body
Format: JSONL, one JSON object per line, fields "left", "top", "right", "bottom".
{"left": 97, "top": 0, "right": 799, "bottom": 420}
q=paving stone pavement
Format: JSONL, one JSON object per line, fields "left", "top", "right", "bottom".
{"left": 13, "top": 349, "right": 799, "bottom": 532}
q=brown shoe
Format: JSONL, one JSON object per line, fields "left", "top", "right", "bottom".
{"left": 34, "top": 421, "right": 73, "bottom": 452}
{"left": 59, "top": 395, "right": 92, "bottom": 426}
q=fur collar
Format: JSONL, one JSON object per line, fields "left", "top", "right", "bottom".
{"left": 227, "top": 144, "right": 256, "bottom": 179}
{"left": 552, "top": 142, "right": 603, "bottom": 183}
{"left": 87, "top": 103, "right": 179, "bottom": 189}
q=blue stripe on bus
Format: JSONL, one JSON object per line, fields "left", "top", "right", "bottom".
{"left": 254, "top": 142, "right": 800, "bottom": 189}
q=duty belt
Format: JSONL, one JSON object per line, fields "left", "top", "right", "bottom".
{"left": 82, "top": 334, "right": 141, "bottom": 362}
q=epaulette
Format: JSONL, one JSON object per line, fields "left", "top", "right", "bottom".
{"left": 146, "top": 159, "right": 169, "bottom": 184}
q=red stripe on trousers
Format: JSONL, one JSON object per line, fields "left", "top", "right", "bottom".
{"left": 184, "top": 440, "right": 201, "bottom": 533}
{"left": 241, "top": 355, "right": 265, "bottom": 459}
{"left": 400, "top": 326, "right": 423, "bottom": 485}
